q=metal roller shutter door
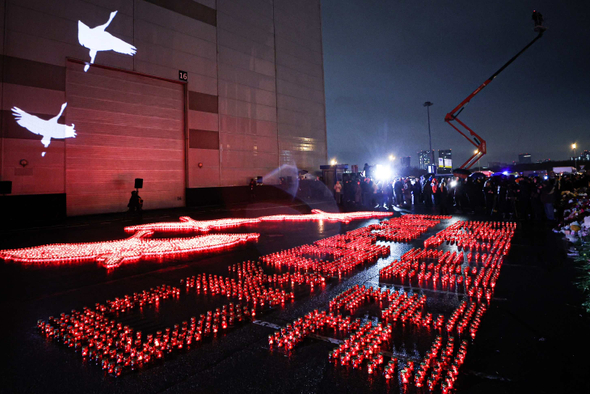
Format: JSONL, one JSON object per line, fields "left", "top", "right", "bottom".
{"left": 65, "top": 61, "right": 185, "bottom": 216}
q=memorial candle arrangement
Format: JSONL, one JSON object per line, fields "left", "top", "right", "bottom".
{"left": 31, "top": 213, "right": 513, "bottom": 391}
{"left": 369, "top": 216, "right": 443, "bottom": 242}
{"left": 1, "top": 210, "right": 393, "bottom": 269}
{"left": 124, "top": 210, "right": 394, "bottom": 235}
{"left": 36, "top": 284, "right": 255, "bottom": 377}
{"left": 0, "top": 231, "right": 260, "bottom": 269}
{"left": 261, "top": 227, "right": 390, "bottom": 278}
{"left": 32, "top": 212, "right": 407, "bottom": 375}
{"left": 424, "top": 220, "right": 515, "bottom": 252}
{"left": 269, "top": 217, "right": 516, "bottom": 392}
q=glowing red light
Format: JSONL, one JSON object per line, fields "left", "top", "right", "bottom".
{"left": 124, "top": 210, "right": 393, "bottom": 235}
{"left": 0, "top": 231, "right": 260, "bottom": 269}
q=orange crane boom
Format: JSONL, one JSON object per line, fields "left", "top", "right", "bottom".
{"left": 445, "top": 17, "right": 545, "bottom": 169}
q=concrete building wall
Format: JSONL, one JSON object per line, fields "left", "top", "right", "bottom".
{"left": 0, "top": 0, "right": 327, "bottom": 216}
{"left": 274, "top": 0, "right": 327, "bottom": 172}
{"left": 217, "top": 0, "right": 279, "bottom": 187}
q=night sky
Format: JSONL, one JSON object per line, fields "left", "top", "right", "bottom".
{"left": 321, "top": 0, "right": 590, "bottom": 168}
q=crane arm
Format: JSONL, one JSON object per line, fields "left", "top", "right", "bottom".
{"left": 445, "top": 29, "right": 545, "bottom": 169}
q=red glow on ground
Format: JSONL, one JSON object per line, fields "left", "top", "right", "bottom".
{"left": 0, "top": 231, "right": 260, "bottom": 269}
{"left": 123, "top": 210, "right": 393, "bottom": 234}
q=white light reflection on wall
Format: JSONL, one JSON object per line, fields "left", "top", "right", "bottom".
{"left": 12, "top": 103, "right": 76, "bottom": 157}
{"left": 78, "top": 11, "right": 136, "bottom": 72}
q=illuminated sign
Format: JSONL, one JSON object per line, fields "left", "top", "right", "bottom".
{"left": 78, "top": 11, "right": 137, "bottom": 72}
{"left": 12, "top": 103, "right": 76, "bottom": 157}
{"left": 444, "top": 158, "right": 452, "bottom": 168}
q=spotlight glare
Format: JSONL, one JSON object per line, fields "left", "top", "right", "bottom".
{"left": 374, "top": 164, "right": 391, "bottom": 180}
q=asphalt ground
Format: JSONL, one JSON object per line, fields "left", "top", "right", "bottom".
{"left": 1, "top": 200, "right": 589, "bottom": 394}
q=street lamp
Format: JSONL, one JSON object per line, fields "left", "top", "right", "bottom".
{"left": 388, "top": 154, "right": 395, "bottom": 162}
{"left": 330, "top": 158, "right": 337, "bottom": 165}
{"left": 474, "top": 150, "right": 480, "bottom": 170}
{"left": 423, "top": 101, "right": 434, "bottom": 165}
{"left": 572, "top": 143, "right": 577, "bottom": 167}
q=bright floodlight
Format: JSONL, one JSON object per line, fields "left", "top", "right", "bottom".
{"left": 450, "top": 180, "right": 457, "bottom": 188}
{"left": 330, "top": 158, "right": 337, "bottom": 165}
{"left": 474, "top": 149, "right": 479, "bottom": 154}
{"left": 388, "top": 154, "right": 395, "bottom": 161}
{"left": 374, "top": 164, "right": 391, "bottom": 180}
{"left": 572, "top": 143, "right": 577, "bottom": 149}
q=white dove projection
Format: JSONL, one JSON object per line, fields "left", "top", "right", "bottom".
{"left": 78, "top": 10, "right": 136, "bottom": 72}
{"left": 12, "top": 103, "right": 76, "bottom": 157}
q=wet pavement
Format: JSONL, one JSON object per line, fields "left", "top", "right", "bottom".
{"left": 1, "top": 200, "right": 590, "bottom": 394}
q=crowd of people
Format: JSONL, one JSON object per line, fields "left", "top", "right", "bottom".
{"left": 337, "top": 171, "right": 590, "bottom": 223}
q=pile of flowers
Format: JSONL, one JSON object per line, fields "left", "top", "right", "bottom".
{"left": 574, "top": 235, "right": 590, "bottom": 313}
{"left": 555, "top": 188, "right": 590, "bottom": 312}
{"left": 557, "top": 190, "right": 590, "bottom": 239}
{"left": 558, "top": 190, "right": 590, "bottom": 313}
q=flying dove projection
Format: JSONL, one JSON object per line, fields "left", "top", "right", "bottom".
{"left": 78, "top": 10, "right": 137, "bottom": 72}
{"left": 12, "top": 103, "right": 76, "bottom": 157}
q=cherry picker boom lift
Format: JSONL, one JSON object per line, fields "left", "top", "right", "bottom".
{"left": 445, "top": 14, "right": 546, "bottom": 169}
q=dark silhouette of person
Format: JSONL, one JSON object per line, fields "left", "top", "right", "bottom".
{"left": 532, "top": 10, "right": 543, "bottom": 26}
{"left": 423, "top": 177, "right": 433, "bottom": 207}
{"left": 393, "top": 178, "right": 404, "bottom": 206}
{"left": 439, "top": 180, "right": 451, "bottom": 215}
{"left": 128, "top": 190, "right": 143, "bottom": 214}
{"left": 249, "top": 178, "right": 257, "bottom": 201}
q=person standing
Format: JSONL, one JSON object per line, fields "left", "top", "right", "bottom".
{"left": 532, "top": 10, "right": 543, "bottom": 26}
{"left": 393, "top": 178, "right": 404, "bottom": 206}
{"left": 531, "top": 177, "right": 544, "bottom": 221}
{"left": 413, "top": 180, "right": 422, "bottom": 206}
{"left": 371, "top": 182, "right": 383, "bottom": 208}
{"left": 439, "top": 180, "right": 450, "bottom": 215}
{"left": 423, "top": 177, "right": 433, "bottom": 207}
{"left": 403, "top": 179, "right": 412, "bottom": 205}
{"left": 384, "top": 180, "right": 394, "bottom": 209}
{"left": 483, "top": 177, "right": 496, "bottom": 216}
{"left": 333, "top": 181, "right": 342, "bottom": 205}
{"left": 127, "top": 190, "right": 143, "bottom": 216}
{"left": 431, "top": 178, "right": 440, "bottom": 207}
{"left": 540, "top": 179, "right": 556, "bottom": 221}
{"left": 354, "top": 180, "right": 362, "bottom": 206}
{"left": 361, "top": 178, "right": 371, "bottom": 207}
{"left": 249, "top": 178, "right": 257, "bottom": 201}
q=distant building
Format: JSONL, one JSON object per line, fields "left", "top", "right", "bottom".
{"left": 438, "top": 149, "right": 452, "bottom": 174}
{"left": 418, "top": 150, "right": 434, "bottom": 170}
{"left": 401, "top": 156, "right": 411, "bottom": 168}
{"left": 518, "top": 153, "right": 532, "bottom": 164}
{"left": 488, "top": 161, "right": 510, "bottom": 169}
